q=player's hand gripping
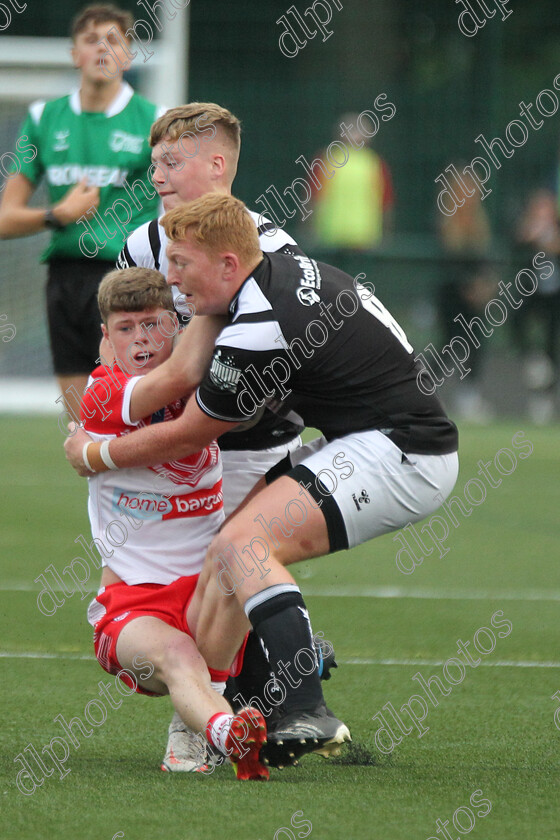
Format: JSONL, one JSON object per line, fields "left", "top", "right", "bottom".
{"left": 53, "top": 178, "right": 100, "bottom": 226}
{"left": 64, "top": 424, "right": 95, "bottom": 476}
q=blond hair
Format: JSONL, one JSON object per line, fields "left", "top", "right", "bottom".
{"left": 150, "top": 102, "right": 241, "bottom": 155}
{"left": 98, "top": 267, "right": 174, "bottom": 323}
{"left": 71, "top": 4, "right": 133, "bottom": 39}
{"left": 162, "top": 194, "right": 262, "bottom": 266}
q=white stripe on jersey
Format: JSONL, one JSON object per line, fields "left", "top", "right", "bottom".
{"left": 219, "top": 320, "right": 284, "bottom": 353}
{"left": 121, "top": 375, "right": 144, "bottom": 427}
{"left": 248, "top": 210, "right": 298, "bottom": 252}
{"left": 121, "top": 221, "right": 160, "bottom": 270}
{"left": 232, "top": 278, "right": 273, "bottom": 319}
{"left": 29, "top": 100, "right": 46, "bottom": 125}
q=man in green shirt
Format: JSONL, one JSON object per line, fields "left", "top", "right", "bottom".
{"left": 0, "top": 3, "right": 162, "bottom": 418}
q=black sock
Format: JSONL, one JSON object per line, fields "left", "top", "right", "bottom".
{"left": 245, "top": 583, "right": 324, "bottom": 714}
{"left": 224, "top": 632, "right": 278, "bottom": 716}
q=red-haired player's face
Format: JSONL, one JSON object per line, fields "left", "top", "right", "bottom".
{"left": 166, "top": 235, "right": 233, "bottom": 316}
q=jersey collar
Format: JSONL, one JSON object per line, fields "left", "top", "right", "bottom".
{"left": 69, "top": 82, "right": 134, "bottom": 117}
{"left": 228, "top": 256, "right": 268, "bottom": 317}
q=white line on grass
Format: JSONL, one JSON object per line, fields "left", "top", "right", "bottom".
{"left": 1, "top": 651, "right": 559, "bottom": 668}
{"left": 4, "top": 584, "right": 560, "bottom": 601}
{"left": 342, "top": 658, "right": 560, "bottom": 669}
{"left": 8, "top": 477, "right": 80, "bottom": 487}
{"left": 0, "top": 651, "right": 95, "bottom": 660}
{"left": 301, "top": 586, "right": 560, "bottom": 602}
{"left": 1, "top": 583, "right": 98, "bottom": 592}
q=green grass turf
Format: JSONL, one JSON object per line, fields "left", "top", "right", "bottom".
{"left": 1, "top": 416, "right": 559, "bottom": 839}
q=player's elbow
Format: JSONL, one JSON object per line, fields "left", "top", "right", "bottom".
{"left": 0, "top": 208, "right": 19, "bottom": 239}
{"left": 0, "top": 213, "right": 11, "bottom": 238}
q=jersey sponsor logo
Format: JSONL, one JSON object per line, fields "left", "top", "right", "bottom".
{"left": 293, "top": 254, "right": 322, "bottom": 306}
{"left": 46, "top": 164, "right": 128, "bottom": 188}
{"left": 352, "top": 489, "right": 371, "bottom": 511}
{"left": 113, "top": 489, "right": 173, "bottom": 520}
{"left": 297, "top": 286, "right": 321, "bottom": 306}
{"left": 174, "top": 488, "right": 223, "bottom": 515}
{"left": 112, "top": 481, "right": 223, "bottom": 521}
{"left": 113, "top": 611, "right": 131, "bottom": 622}
{"left": 209, "top": 350, "right": 243, "bottom": 393}
{"left": 109, "top": 130, "right": 144, "bottom": 154}
{"left": 53, "top": 130, "right": 70, "bottom": 151}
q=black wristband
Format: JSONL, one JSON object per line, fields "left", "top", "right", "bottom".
{"left": 44, "top": 208, "right": 65, "bottom": 230}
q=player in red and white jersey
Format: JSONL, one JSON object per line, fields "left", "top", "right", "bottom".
{"left": 83, "top": 360, "right": 222, "bottom": 585}
{"left": 81, "top": 266, "right": 269, "bottom": 781}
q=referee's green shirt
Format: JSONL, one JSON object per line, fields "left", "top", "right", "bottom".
{"left": 13, "top": 83, "right": 162, "bottom": 262}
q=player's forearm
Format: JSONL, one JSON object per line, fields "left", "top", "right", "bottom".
{"left": 66, "top": 387, "right": 236, "bottom": 478}
{"left": 108, "top": 413, "right": 201, "bottom": 469}
{"left": 129, "top": 315, "right": 224, "bottom": 419}
{"left": 172, "top": 315, "right": 227, "bottom": 387}
{"left": 0, "top": 206, "right": 50, "bottom": 238}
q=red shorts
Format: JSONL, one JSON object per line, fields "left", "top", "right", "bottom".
{"left": 89, "top": 575, "right": 246, "bottom": 696}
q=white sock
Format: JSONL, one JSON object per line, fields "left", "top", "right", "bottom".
{"left": 169, "top": 710, "right": 185, "bottom": 732}
{"left": 206, "top": 712, "right": 234, "bottom": 756}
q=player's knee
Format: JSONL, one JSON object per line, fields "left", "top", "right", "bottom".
{"left": 157, "top": 635, "right": 202, "bottom": 684}
{"left": 240, "top": 536, "right": 273, "bottom": 580}
{"left": 207, "top": 526, "right": 233, "bottom": 564}
{"left": 207, "top": 525, "right": 252, "bottom": 596}
{"left": 209, "top": 521, "right": 282, "bottom": 591}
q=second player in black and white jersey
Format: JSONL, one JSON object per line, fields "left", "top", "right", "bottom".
{"left": 117, "top": 104, "right": 305, "bottom": 518}
{"left": 119, "top": 210, "right": 297, "bottom": 294}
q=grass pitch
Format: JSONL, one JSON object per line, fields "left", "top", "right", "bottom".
{"left": 1, "top": 417, "right": 559, "bottom": 840}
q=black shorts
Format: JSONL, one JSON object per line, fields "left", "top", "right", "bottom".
{"left": 46, "top": 259, "right": 115, "bottom": 375}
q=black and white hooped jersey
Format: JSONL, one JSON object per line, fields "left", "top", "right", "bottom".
{"left": 117, "top": 211, "right": 304, "bottom": 451}
{"left": 117, "top": 209, "right": 302, "bottom": 315}
{"left": 197, "top": 253, "right": 458, "bottom": 455}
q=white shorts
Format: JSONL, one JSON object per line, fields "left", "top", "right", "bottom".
{"left": 267, "top": 431, "right": 459, "bottom": 551}
{"left": 220, "top": 436, "right": 302, "bottom": 518}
